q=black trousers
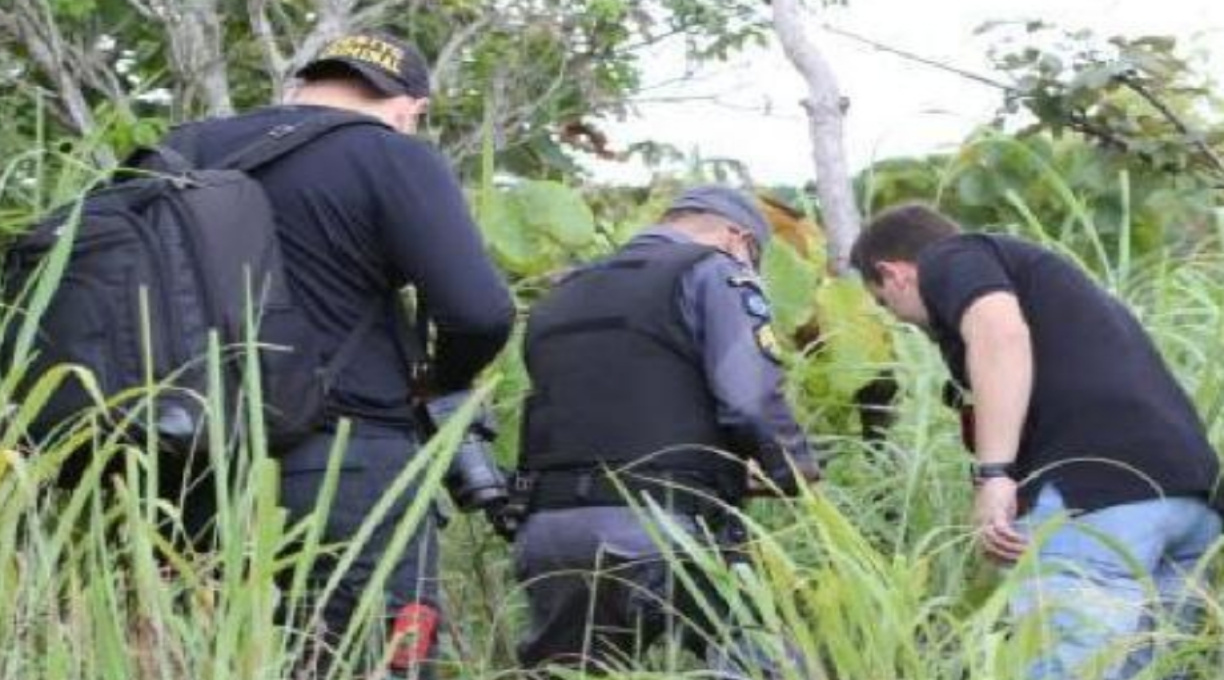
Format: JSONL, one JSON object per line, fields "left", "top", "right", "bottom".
{"left": 278, "top": 423, "right": 440, "bottom": 679}
{"left": 514, "top": 507, "right": 756, "bottom": 676}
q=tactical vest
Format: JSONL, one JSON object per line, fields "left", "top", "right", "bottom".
{"left": 518, "top": 241, "right": 746, "bottom": 510}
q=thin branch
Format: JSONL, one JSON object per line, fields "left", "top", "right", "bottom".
{"left": 430, "top": 13, "right": 493, "bottom": 96}
{"left": 351, "top": 0, "right": 424, "bottom": 27}
{"left": 60, "top": 20, "right": 131, "bottom": 105}
{"left": 0, "top": 9, "right": 18, "bottom": 36}
{"left": 247, "top": 0, "right": 289, "bottom": 95}
{"left": 822, "top": 21, "right": 1224, "bottom": 177}
{"left": 281, "top": 0, "right": 359, "bottom": 89}
{"left": 121, "top": 0, "right": 157, "bottom": 21}
{"left": 1063, "top": 111, "right": 1133, "bottom": 152}
{"left": 822, "top": 23, "right": 1016, "bottom": 93}
{"left": 444, "top": 51, "right": 574, "bottom": 165}
{"left": 310, "top": 0, "right": 357, "bottom": 36}
{"left": 1118, "top": 73, "right": 1224, "bottom": 176}
{"left": 611, "top": 4, "right": 765, "bottom": 58}
{"left": 12, "top": 0, "right": 98, "bottom": 137}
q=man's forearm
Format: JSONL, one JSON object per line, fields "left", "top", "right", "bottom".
{"left": 432, "top": 328, "right": 513, "bottom": 392}
{"left": 966, "top": 324, "right": 1032, "bottom": 466}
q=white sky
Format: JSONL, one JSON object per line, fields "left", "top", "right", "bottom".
{"left": 587, "top": 0, "right": 1224, "bottom": 184}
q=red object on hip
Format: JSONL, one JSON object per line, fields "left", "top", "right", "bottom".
{"left": 390, "top": 602, "right": 439, "bottom": 671}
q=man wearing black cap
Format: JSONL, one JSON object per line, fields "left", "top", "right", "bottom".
{"left": 510, "top": 185, "right": 820, "bottom": 677}
{"left": 159, "top": 31, "right": 514, "bottom": 679}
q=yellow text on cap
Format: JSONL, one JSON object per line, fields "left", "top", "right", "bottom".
{"left": 320, "top": 36, "right": 404, "bottom": 75}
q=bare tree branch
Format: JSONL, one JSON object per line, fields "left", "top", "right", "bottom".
{"left": 823, "top": 23, "right": 1013, "bottom": 93}
{"left": 1118, "top": 73, "right": 1224, "bottom": 177}
{"left": 444, "top": 50, "right": 574, "bottom": 166}
{"left": 11, "top": 0, "right": 99, "bottom": 138}
{"left": 278, "top": 0, "right": 432, "bottom": 99}
{"left": 159, "top": 0, "right": 233, "bottom": 116}
{"left": 351, "top": 0, "right": 425, "bottom": 28}
{"left": 55, "top": 24, "right": 131, "bottom": 107}
{"left": 772, "top": 0, "right": 860, "bottom": 276}
{"left": 0, "top": 8, "right": 18, "bottom": 37}
{"left": 248, "top": 0, "right": 290, "bottom": 99}
{"left": 121, "top": 0, "right": 158, "bottom": 21}
{"left": 431, "top": 13, "right": 494, "bottom": 96}
{"left": 276, "top": 0, "right": 360, "bottom": 95}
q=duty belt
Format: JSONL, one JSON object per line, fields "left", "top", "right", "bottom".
{"left": 517, "top": 467, "right": 734, "bottom": 518}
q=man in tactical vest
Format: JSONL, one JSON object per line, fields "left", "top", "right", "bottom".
{"left": 511, "top": 185, "right": 821, "bottom": 676}
{"left": 165, "top": 31, "right": 515, "bottom": 679}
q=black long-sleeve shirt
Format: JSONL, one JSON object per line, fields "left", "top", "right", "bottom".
{"left": 170, "top": 105, "right": 515, "bottom": 426}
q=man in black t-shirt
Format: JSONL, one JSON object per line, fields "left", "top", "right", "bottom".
{"left": 851, "top": 203, "right": 1220, "bottom": 679}
{"left": 168, "top": 32, "right": 514, "bottom": 679}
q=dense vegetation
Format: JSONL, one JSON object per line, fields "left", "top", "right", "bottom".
{"left": 1, "top": 10, "right": 1222, "bottom": 680}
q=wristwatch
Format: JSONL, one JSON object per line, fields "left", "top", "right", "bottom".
{"left": 971, "top": 462, "right": 1016, "bottom": 484}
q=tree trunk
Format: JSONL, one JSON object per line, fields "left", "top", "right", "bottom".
{"left": 159, "top": 0, "right": 233, "bottom": 117}
{"left": 771, "top": 0, "right": 861, "bottom": 276}
{"left": 5, "top": 0, "right": 96, "bottom": 136}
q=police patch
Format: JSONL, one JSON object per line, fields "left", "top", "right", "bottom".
{"left": 741, "top": 289, "right": 771, "bottom": 319}
{"left": 755, "top": 323, "right": 783, "bottom": 364}
{"left": 728, "top": 273, "right": 771, "bottom": 320}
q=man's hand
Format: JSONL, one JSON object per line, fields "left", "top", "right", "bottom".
{"left": 744, "top": 455, "right": 820, "bottom": 497}
{"left": 973, "top": 477, "right": 1027, "bottom": 563}
{"left": 484, "top": 501, "right": 521, "bottom": 542}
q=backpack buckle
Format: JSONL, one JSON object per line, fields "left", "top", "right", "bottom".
{"left": 268, "top": 124, "right": 297, "bottom": 139}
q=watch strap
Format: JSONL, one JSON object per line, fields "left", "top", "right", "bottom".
{"left": 971, "top": 461, "right": 1016, "bottom": 483}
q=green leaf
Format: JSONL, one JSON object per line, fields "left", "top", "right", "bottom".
{"left": 812, "top": 280, "right": 894, "bottom": 398}
{"left": 514, "top": 180, "right": 596, "bottom": 248}
{"left": 479, "top": 190, "right": 538, "bottom": 274}
{"left": 761, "top": 238, "right": 820, "bottom": 338}
{"left": 956, "top": 170, "right": 994, "bottom": 207}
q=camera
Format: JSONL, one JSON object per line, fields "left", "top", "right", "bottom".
{"left": 417, "top": 391, "right": 520, "bottom": 538}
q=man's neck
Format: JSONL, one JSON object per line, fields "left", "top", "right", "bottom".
{"left": 288, "top": 86, "right": 386, "bottom": 123}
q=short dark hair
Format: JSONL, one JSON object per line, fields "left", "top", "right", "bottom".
{"left": 850, "top": 203, "right": 961, "bottom": 284}
{"left": 297, "top": 61, "right": 388, "bottom": 99}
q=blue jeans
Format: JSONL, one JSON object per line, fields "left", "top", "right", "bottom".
{"left": 1011, "top": 485, "right": 1221, "bottom": 680}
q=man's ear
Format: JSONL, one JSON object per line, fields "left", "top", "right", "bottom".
{"left": 405, "top": 96, "right": 430, "bottom": 119}
{"left": 874, "top": 260, "right": 897, "bottom": 285}
{"left": 877, "top": 260, "right": 916, "bottom": 286}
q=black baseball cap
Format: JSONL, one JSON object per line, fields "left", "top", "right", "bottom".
{"left": 297, "top": 32, "right": 430, "bottom": 98}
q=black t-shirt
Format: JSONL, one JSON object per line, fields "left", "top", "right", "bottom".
{"left": 918, "top": 234, "right": 1219, "bottom": 512}
{"left": 169, "top": 105, "right": 514, "bottom": 427}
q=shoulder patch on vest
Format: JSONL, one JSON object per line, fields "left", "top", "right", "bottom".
{"left": 755, "top": 323, "right": 783, "bottom": 364}
{"left": 740, "top": 288, "right": 772, "bottom": 320}
{"left": 727, "top": 272, "right": 779, "bottom": 360}
{"left": 728, "top": 271, "right": 772, "bottom": 321}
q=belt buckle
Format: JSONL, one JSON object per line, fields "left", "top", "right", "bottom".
{"left": 511, "top": 471, "right": 535, "bottom": 493}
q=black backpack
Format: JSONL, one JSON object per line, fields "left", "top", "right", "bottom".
{"left": 2, "top": 111, "right": 387, "bottom": 461}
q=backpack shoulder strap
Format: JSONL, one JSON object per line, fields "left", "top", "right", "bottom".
{"left": 319, "top": 296, "right": 428, "bottom": 391}
{"left": 319, "top": 302, "right": 383, "bottom": 391}
{"left": 216, "top": 110, "right": 390, "bottom": 173}
{"left": 122, "top": 145, "right": 195, "bottom": 174}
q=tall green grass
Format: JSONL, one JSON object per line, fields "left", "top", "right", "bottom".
{"left": 0, "top": 130, "right": 1220, "bottom": 680}
{"left": 0, "top": 141, "right": 483, "bottom": 680}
